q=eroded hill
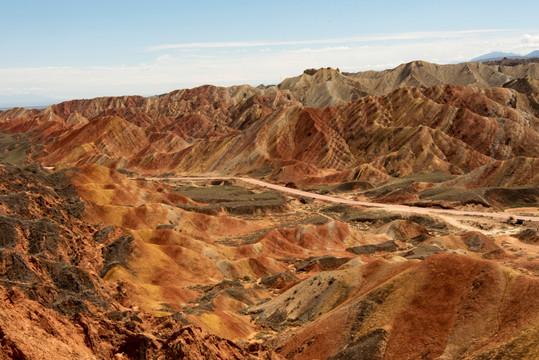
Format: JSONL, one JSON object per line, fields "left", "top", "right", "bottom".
{"left": 0, "top": 85, "right": 537, "bottom": 189}
{"left": 0, "top": 61, "right": 538, "bottom": 359}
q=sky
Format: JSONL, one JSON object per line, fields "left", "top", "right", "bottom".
{"left": 1, "top": 0, "right": 539, "bottom": 104}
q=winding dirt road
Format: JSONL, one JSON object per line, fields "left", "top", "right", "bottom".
{"left": 144, "top": 176, "right": 539, "bottom": 222}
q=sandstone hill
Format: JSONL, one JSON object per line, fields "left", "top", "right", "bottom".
{"left": 0, "top": 75, "right": 537, "bottom": 189}
{"left": 277, "top": 60, "right": 539, "bottom": 109}
{"left": 0, "top": 61, "right": 538, "bottom": 359}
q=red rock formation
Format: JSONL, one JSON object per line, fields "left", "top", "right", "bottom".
{"left": 0, "top": 62, "right": 538, "bottom": 359}
{"left": 270, "top": 254, "right": 539, "bottom": 360}
{"left": 0, "top": 163, "right": 282, "bottom": 359}
{"left": 1, "top": 65, "right": 537, "bottom": 190}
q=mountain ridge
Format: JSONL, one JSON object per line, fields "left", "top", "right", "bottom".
{"left": 470, "top": 49, "right": 539, "bottom": 62}
{"left": 1, "top": 77, "right": 537, "bottom": 188}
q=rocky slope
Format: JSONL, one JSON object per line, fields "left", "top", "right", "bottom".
{"left": 0, "top": 60, "right": 538, "bottom": 359}
{"left": 276, "top": 60, "right": 539, "bottom": 111}
{"left": 0, "top": 161, "right": 537, "bottom": 359}
{"left": 0, "top": 163, "right": 281, "bottom": 359}
{"left": 278, "top": 67, "right": 368, "bottom": 107}
{"left": 261, "top": 254, "right": 539, "bottom": 360}
{"left": 1, "top": 82, "right": 536, "bottom": 188}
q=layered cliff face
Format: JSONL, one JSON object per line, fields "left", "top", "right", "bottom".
{"left": 0, "top": 61, "right": 538, "bottom": 359}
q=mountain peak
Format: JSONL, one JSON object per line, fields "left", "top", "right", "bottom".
{"left": 303, "top": 67, "right": 341, "bottom": 76}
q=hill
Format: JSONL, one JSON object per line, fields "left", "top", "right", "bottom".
{"left": 1, "top": 74, "right": 537, "bottom": 188}
{"left": 0, "top": 60, "right": 538, "bottom": 359}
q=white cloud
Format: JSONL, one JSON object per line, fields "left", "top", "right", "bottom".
{"left": 155, "top": 54, "right": 173, "bottom": 64}
{"left": 522, "top": 33, "right": 539, "bottom": 43}
{"left": 286, "top": 46, "right": 352, "bottom": 54}
{"left": 518, "top": 33, "right": 539, "bottom": 53}
{"left": 146, "top": 29, "right": 503, "bottom": 51}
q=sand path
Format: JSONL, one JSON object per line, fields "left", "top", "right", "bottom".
{"left": 143, "top": 176, "right": 539, "bottom": 223}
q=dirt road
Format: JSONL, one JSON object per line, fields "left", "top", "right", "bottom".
{"left": 144, "top": 176, "right": 539, "bottom": 222}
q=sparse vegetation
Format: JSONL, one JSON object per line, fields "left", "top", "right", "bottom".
{"left": 0, "top": 133, "right": 36, "bottom": 164}
{"left": 417, "top": 187, "right": 491, "bottom": 206}
{"left": 172, "top": 183, "right": 288, "bottom": 215}
{"left": 174, "top": 184, "right": 281, "bottom": 203}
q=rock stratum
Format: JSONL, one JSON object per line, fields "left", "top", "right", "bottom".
{"left": 0, "top": 60, "right": 538, "bottom": 359}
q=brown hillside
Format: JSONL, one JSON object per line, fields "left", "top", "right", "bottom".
{"left": 0, "top": 61, "right": 538, "bottom": 359}
{"left": 278, "top": 67, "right": 367, "bottom": 107}
{"left": 1, "top": 80, "right": 537, "bottom": 189}
{"left": 270, "top": 254, "right": 539, "bottom": 360}
{"left": 0, "top": 163, "right": 282, "bottom": 359}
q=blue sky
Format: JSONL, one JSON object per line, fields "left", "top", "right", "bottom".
{"left": 1, "top": 0, "right": 538, "bottom": 103}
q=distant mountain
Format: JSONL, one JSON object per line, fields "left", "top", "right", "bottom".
{"left": 470, "top": 50, "right": 539, "bottom": 62}
{"left": 2, "top": 60, "right": 538, "bottom": 114}
{"left": 470, "top": 51, "right": 521, "bottom": 62}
